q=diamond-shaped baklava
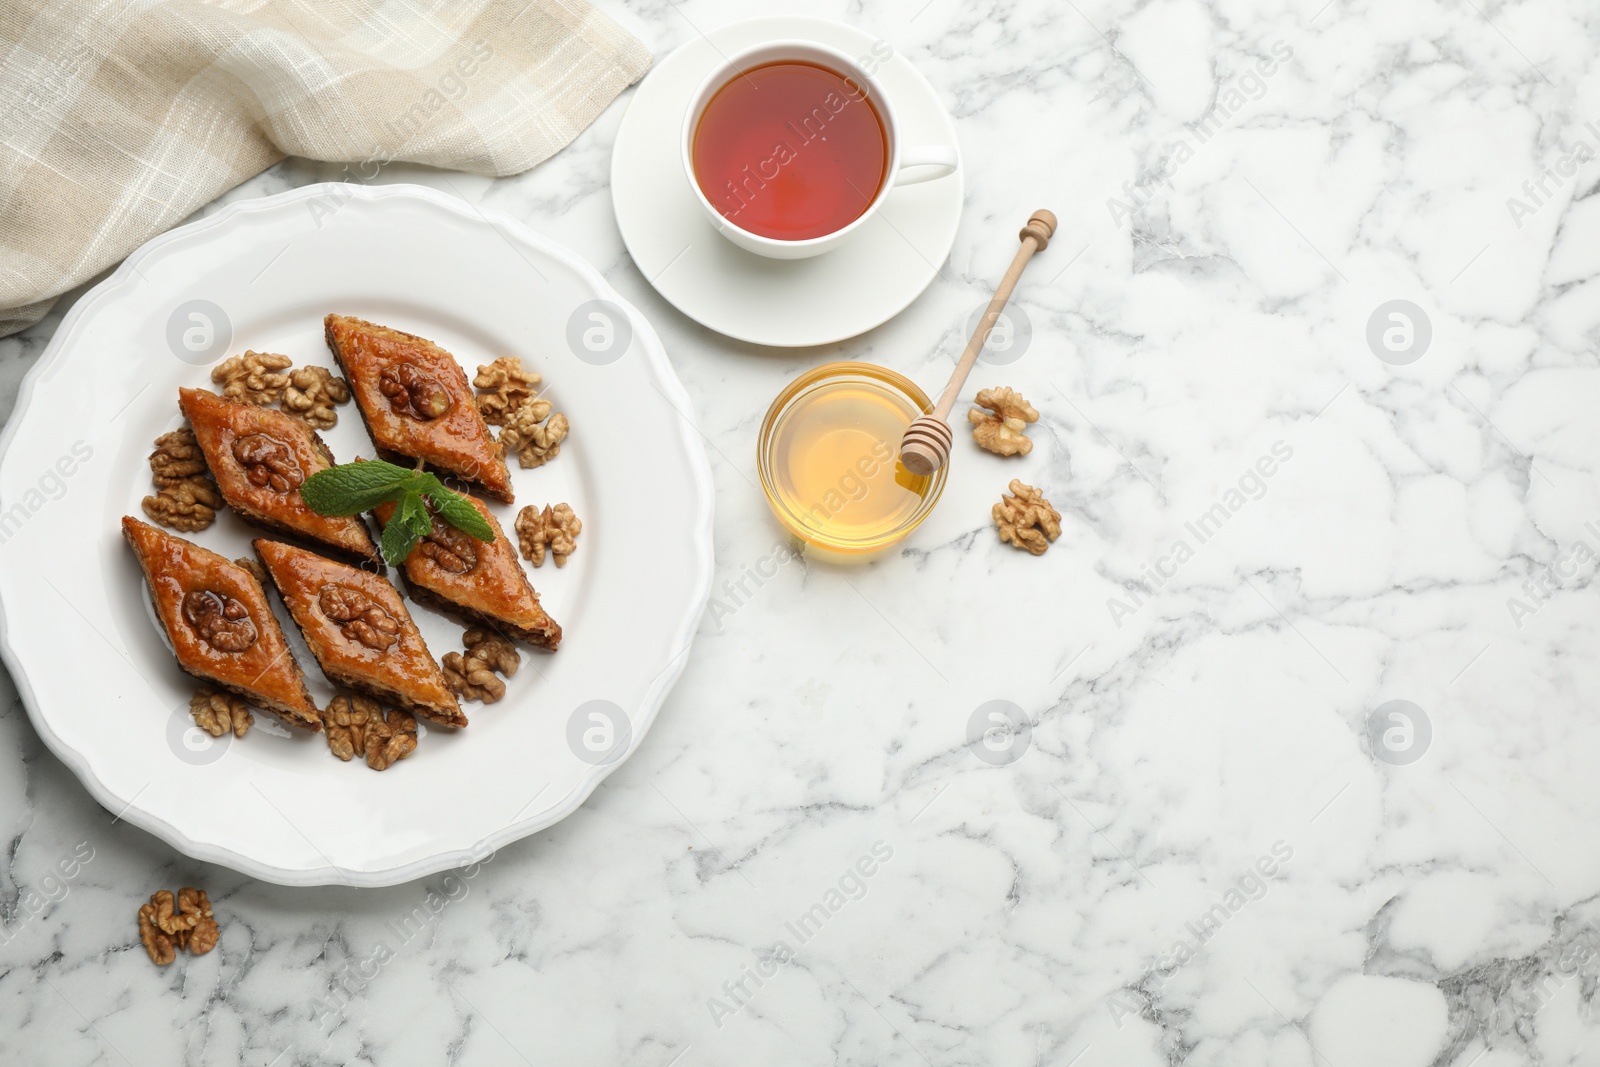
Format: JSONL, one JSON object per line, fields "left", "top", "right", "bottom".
{"left": 253, "top": 539, "right": 465, "bottom": 727}
{"left": 122, "top": 517, "right": 320, "bottom": 730}
{"left": 323, "top": 314, "right": 513, "bottom": 503}
{"left": 178, "top": 387, "right": 379, "bottom": 565}
{"left": 373, "top": 494, "right": 561, "bottom": 650}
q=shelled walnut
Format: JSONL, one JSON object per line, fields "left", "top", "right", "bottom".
{"left": 149, "top": 428, "right": 208, "bottom": 486}
{"left": 281, "top": 365, "right": 350, "bottom": 429}
{"left": 418, "top": 517, "right": 478, "bottom": 574}
{"left": 514, "top": 502, "right": 580, "bottom": 567}
{"left": 473, "top": 356, "right": 541, "bottom": 426}
{"left": 182, "top": 590, "right": 258, "bottom": 652}
{"left": 137, "top": 886, "right": 217, "bottom": 965}
{"left": 234, "top": 557, "right": 268, "bottom": 586}
{"left": 324, "top": 694, "right": 376, "bottom": 762}
{"left": 324, "top": 694, "right": 417, "bottom": 770}
{"left": 442, "top": 628, "right": 519, "bottom": 703}
{"left": 379, "top": 363, "right": 451, "bottom": 420}
{"left": 137, "top": 901, "right": 175, "bottom": 965}
{"left": 177, "top": 887, "right": 218, "bottom": 955}
{"left": 149, "top": 889, "right": 190, "bottom": 938}
{"left": 498, "top": 397, "right": 568, "bottom": 468}
{"left": 141, "top": 479, "right": 225, "bottom": 532}
{"left": 365, "top": 708, "right": 417, "bottom": 771}
{"left": 317, "top": 584, "right": 399, "bottom": 651}
{"left": 231, "top": 432, "right": 303, "bottom": 492}
{"left": 969, "top": 386, "right": 1039, "bottom": 457}
{"left": 211, "top": 351, "right": 292, "bottom": 405}
{"left": 189, "top": 686, "right": 253, "bottom": 738}
{"left": 145, "top": 429, "right": 225, "bottom": 531}
{"left": 993, "top": 479, "right": 1061, "bottom": 556}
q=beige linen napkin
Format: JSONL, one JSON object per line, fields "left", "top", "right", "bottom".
{"left": 0, "top": 0, "right": 652, "bottom": 336}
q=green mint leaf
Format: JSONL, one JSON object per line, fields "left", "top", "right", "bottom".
{"left": 410, "top": 471, "right": 451, "bottom": 498}
{"left": 412, "top": 473, "right": 494, "bottom": 543}
{"left": 302, "top": 460, "right": 417, "bottom": 515}
{"left": 402, "top": 493, "right": 434, "bottom": 538}
{"left": 380, "top": 491, "right": 432, "bottom": 566}
{"left": 379, "top": 521, "right": 422, "bottom": 568}
{"left": 305, "top": 460, "right": 495, "bottom": 551}
{"left": 418, "top": 485, "right": 494, "bottom": 543}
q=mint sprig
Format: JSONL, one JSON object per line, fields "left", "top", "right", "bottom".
{"left": 381, "top": 491, "right": 432, "bottom": 567}
{"left": 301, "top": 459, "right": 494, "bottom": 566}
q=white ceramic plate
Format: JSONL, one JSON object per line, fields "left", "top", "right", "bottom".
{"left": 0, "top": 183, "right": 714, "bottom": 887}
{"left": 611, "top": 16, "right": 964, "bottom": 347}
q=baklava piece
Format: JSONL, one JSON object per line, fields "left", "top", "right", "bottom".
{"left": 374, "top": 493, "right": 561, "bottom": 650}
{"left": 121, "top": 517, "right": 320, "bottom": 730}
{"left": 253, "top": 540, "right": 465, "bottom": 727}
{"left": 323, "top": 314, "right": 513, "bottom": 502}
{"left": 177, "top": 387, "right": 380, "bottom": 566}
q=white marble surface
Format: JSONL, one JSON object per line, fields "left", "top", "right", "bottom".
{"left": 3, "top": 0, "right": 1600, "bottom": 1063}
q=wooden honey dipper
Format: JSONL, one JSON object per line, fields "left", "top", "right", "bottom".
{"left": 899, "top": 209, "right": 1057, "bottom": 477}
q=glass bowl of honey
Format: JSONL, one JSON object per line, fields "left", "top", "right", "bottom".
{"left": 758, "top": 362, "right": 946, "bottom": 555}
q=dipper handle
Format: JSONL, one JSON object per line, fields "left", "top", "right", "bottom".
{"left": 900, "top": 209, "right": 1056, "bottom": 477}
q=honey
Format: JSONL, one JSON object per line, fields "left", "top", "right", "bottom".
{"left": 758, "top": 363, "right": 944, "bottom": 553}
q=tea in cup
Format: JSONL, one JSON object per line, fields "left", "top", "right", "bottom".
{"left": 682, "top": 41, "right": 958, "bottom": 259}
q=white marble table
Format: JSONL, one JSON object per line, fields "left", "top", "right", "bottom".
{"left": 3, "top": 0, "right": 1598, "bottom": 1064}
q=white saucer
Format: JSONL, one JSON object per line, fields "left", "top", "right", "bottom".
{"left": 611, "top": 17, "right": 964, "bottom": 348}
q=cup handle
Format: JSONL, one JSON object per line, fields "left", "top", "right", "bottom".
{"left": 893, "top": 145, "right": 959, "bottom": 186}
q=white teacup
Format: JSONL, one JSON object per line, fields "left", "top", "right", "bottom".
{"left": 681, "top": 40, "right": 959, "bottom": 260}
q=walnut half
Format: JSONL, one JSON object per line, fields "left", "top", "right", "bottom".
{"left": 150, "top": 889, "right": 192, "bottom": 939}
{"left": 993, "top": 479, "right": 1061, "bottom": 556}
{"left": 282, "top": 365, "right": 350, "bottom": 430}
{"left": 149, "top": 428, "right": 208, "bottom": 486}
{"left": 324, "top": 695, "right": 417, "bottom": 770}
{"left": 211, "top": 351, "right": 293, "bottom": 406}
{"left": 182, "top": 590, "right": 259, "bottom": 652}
{"left": 138, "top": 902, "right": 175, "bottom": 965}
{"left": 231, "top": 432, "right": 303, "bottom": 492}
{"left": 474, "top": 356, "right": 541, "bottom": 426}
{"left": 499, "top": 398, "right": 568, "bottom": 469}
{"left": 969, "top": 386, "right": 1039, "bottom": 457}
{"left": 418, "top": 517, "right": 478, "bottom": 574}
{"left": 145, "top": 429, "right": 225, "bottom": 532}
{"left": 379, "top": 363, "right": 451, "bottom": 420}
{"left": 234, "top": 557, "right": 268, "bottom": 587}
{"left": 177, "top": 888, "right": 218, "bottom": 955}
{"left": 137, "top": 886, "right": 217, "bottom": 964}
{"left": 442, "top": 628, "right": 518, "bottom": 703}
{"left": 514, "top": 503, "right": 580, "bottom": 567}
{"left": 317, "top": 584, "right": 399, "bottom": 651}
{"left": 190, "top": 686, "right": 252, "bottom": 738}
{"left": 142, "top": 479, "right": 225, "bottom": 533}
{"left": 365, "top": 708, "right": 417, "bottom": 771}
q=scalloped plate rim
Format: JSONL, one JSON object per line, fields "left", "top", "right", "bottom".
{"left": 0, "top": 182, "right": 715, "bottom": 887}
